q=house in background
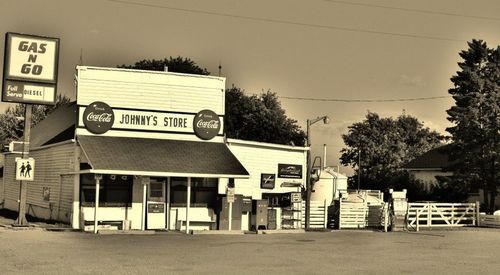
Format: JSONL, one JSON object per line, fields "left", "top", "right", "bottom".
{"left": 404, "top": 145, "right": 454, "bottom": 191}
{"left": 404, "top": 145, "right": 499, "bottom": 208}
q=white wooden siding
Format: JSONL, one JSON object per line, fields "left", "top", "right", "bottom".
{"left": 3, "top": 142, "right": 76, "bottom": 222}
{"left": 76, "top": 66, "right": 226, "bottom": 141}
{"left": 77, "top": 66, "right": 225, "bottom": 115}
{"left": 227, "top": 141, "right": 307, "bottom": 199}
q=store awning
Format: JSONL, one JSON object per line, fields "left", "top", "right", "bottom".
{"left": 77, "top": 135, "right": 249, "bottom": 178}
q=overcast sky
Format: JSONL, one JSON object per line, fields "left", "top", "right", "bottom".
{"left": 1, "top": 0, "right": 500, "bottom": 174}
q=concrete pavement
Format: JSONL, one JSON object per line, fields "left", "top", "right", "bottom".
{"left": 0, "top": 227, "right": 499, "bottom": 274}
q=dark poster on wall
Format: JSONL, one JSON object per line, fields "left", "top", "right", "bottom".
{"left": 260, "top": 173, "right": 276, "bottom": 189}
{"left": 277, "top": 164, "right": 302, "bottom": 179}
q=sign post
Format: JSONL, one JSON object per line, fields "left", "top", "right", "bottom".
{"left": 15, "top": 105, "right": 32, "bottom": 226}
{"left": 2, "top": 32, "right": 59, "bottom": 226}
{"left": 227, "top": 187, "right": 235, "bottom": 231}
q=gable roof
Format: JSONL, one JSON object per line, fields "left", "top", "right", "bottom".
{"left": 404, "top": 144, "right": 455, "bottom": 170}
{"left": 29, "top": 103, "right": 76, "bottom": 148}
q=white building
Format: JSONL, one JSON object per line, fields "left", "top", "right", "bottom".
{"left": 0, "top": 66, "right": 308, "bottom": 232}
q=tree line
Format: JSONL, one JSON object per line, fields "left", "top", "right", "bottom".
{"left": 0, "top": 42, "right": 497, "bottom": 212}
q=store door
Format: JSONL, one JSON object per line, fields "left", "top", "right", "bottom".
{"left": 147, "top": 178, "right": 166, "bottom": 229}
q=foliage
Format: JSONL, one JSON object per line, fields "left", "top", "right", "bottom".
{"left": 430, "top": 176, "right": 470, "bottom": 202}
{"left": 446, "top": 39, "right": 500, "bottom": 212}
{"left": 118, "top": 56, "right": 210, "bottom": 75}
{"left": 225, "top": 86, "right": 306, "bottom": 146}
{"left": 367, "top": 173, "right": 469, "bottom": 203}
{"left": 0, "top": 95, "right": 71, "bottom": 151}
{"left": 341, "top": 112, "right": 442, "bottom": 190}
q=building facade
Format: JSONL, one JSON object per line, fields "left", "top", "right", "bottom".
{"left": 1, "top": 66, "right": 308, "bottom": 232}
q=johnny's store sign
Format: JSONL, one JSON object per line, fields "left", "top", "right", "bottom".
{"left": 79, "top": 103, "right": 223, "bottom": 140}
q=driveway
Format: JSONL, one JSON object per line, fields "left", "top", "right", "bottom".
{"left": 0, "top": 228, "right": 498, "bottom": 274}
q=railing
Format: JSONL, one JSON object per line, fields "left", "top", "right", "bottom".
{"left": 407, "top": 202, "right": 479, "bottom": 231}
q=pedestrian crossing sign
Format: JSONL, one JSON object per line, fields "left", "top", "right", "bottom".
{"left": 15, "top": 157, "right": 35, "bottom": 181}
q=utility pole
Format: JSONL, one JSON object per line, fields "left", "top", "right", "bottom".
{"left": 15, "top": 104, "right": 32, "bottom": 226}
{"left": 305, "top": 120, "right": 311, "bottom": 229}
{"left": 305, "top": 116, "right": 329, "bottom": 230}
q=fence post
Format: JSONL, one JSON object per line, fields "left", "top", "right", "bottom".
{"left": 323, "top": 200, "right": 328, "bottom": 229}
{"left": 475, "top": 201, "right": 480, "bottom": 227}
{"left": 384, "top": 204, "right": 388, "bottom": 232}
{"left": 416, "top": 209, "right": 420, "bottom": 232}
{"left": 451, "top": 204, "right": 455, "bottom": 225}
{"left": 427, "top": 202, "right": 431, "bottom": 228}
{"left": 338, "top": 199, "right": 342, "bottom": 230}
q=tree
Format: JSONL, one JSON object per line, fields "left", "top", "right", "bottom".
{"left": 340, "top": 112, "right": 442, "bottom": 190}
{"left": 446, "top": 39, "right": 500, "bottom": 213}
{"left": 0, "top": 95, "right": 71, "bottom": 151}
{"left": 118, "top": 56, "right": 210, "bottom": 75}
{"left": 120, "top": 57, "right": 306, "bottom": 146}
{"left": 225, "top": 86, "right": 306, "bottom": 146}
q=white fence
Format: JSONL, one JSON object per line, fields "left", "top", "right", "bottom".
{"left": 338, "top": 201, "right": 368, "bottom": 229}
{"left": 479, "top": 214, "right": 500, "bottom": 228}
{"left": 301, "top": 200, "right": 328, "bottom": 229}
{"left": 407, "top": 202, "right": 479, "bottom": 231}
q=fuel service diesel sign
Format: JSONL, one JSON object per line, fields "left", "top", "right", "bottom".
{"left": 2, "top": 32, "right": 59, "bottom": 105}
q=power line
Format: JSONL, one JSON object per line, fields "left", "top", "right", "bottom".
{"left": 324, "top": 0, "right": 500, "bottom": 22}
{"left": 106, "top": 0, "right": 464, "bottom": 43}
{"left": 280, "top": 95, "right": 452, "bottom": 103}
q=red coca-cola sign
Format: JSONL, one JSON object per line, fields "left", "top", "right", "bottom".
{"left": 193, "top": 109, "right": 220, "bottom": 140}
{"left": 83, "top": 101, "right": 114, "bottom": 134}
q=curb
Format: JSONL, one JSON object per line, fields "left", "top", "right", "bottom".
{"left": 0, "top": 224, "right": 43, "bottom": 231}
{"left": 259, "top": 229, "right": 306, "bottom": 234}
{"left": 97, "top": 230, "right": 156, "bottom": 235}
{"left": 191, "top": 230, "right": 245, "bottom": 235}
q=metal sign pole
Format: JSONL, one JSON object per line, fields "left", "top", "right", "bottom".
{"left": 228, "top": 201, "right": 233, "bottom": 231}
{"left": 15, "top": 104, "right": 32, "bottom": 226}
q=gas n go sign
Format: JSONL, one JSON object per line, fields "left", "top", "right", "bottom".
{"left": 2, "top": 32, "right": 59, "bottom": 105}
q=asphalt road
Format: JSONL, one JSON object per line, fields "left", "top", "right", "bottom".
{"left": 0, "top": 228, "right": 499, "bottom": 274}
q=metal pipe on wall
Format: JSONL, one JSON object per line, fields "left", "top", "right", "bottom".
{"left": 323, "top": 144, "right": 327, "bottom": 170}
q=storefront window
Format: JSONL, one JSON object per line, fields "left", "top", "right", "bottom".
{"left": 170, "top": 177, "right": 218, "bottom": 208}
{"left": 80, "top": 174, "right": 132, "bottom": 207}
{"left": 262, "top": 193, "right": 292, "bottom": 207}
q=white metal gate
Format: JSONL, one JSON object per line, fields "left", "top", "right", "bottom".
{"left": 407, "top": 202, "right": 479, "bottom": 230}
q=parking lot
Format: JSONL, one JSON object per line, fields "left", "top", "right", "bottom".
{"left": 0, "top": 228, "right": 499, "bottom": 274}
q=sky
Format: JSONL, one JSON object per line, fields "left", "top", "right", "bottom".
{"left": 1, "top": 0, "right": 500, "bottom": 175}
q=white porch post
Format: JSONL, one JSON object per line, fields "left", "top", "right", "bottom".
{"left": 71, "top": 145, "right": 81, "bottom": 229}
{"left": 141, "top": 177, "right": 147, "bottom": 231}
{"left": 166, "top": 177, "right": 171, "bottom": 230}
{"left": 93, "top": 174, "right": 102, "bottom": 234}
{"left": 186, "top": 177, "right": 191, "bottom": 234}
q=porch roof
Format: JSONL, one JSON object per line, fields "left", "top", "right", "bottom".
{"left": 77, "top": 135, "right": 249, "bottom": 178}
